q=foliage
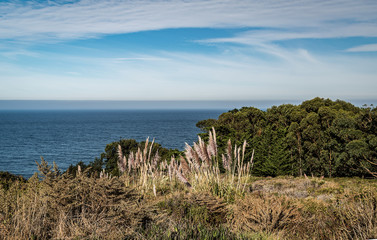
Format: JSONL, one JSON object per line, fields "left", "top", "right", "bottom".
{"left": 197, "top": 97, "right": 377, "bottom": 177}
{"left": 3, "top": 97, "right": 377, "bottom": 239}
{"left": 0, "top": 171, "right": 26, "bottom": 191}
{"left": 66, "top": 138, "right": 181, "bottom": 177}
{"left": 2, "top": 126, "right": 377, "bottom": 239}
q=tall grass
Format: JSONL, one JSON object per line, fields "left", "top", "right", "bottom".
{"left": 1, "top": 128, "right": 377, "bottom": 239}
{"left": 117, "top": 127, "right": 254, "bottom": 201}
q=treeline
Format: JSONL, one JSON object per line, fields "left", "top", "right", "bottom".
{"left": 68, "top": 97, "right": 377, "bottom": 178}
{"left": 197, "top": 97, "right": 377, "bottom": 178}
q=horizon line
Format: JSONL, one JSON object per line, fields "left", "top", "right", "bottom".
{"left": 1, "top": 99, "right": 376, "bottom": 111}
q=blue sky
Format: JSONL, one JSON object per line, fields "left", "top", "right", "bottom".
{"left": 1, "top": 0, "right": 377, "bottom": 102}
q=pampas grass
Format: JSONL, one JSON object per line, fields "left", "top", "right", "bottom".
{"left": 2, "top": 164, "right": 377, "bottom": 239}
{"left": 114, "top": 128, "right": 254, "bottom": 200}
{"left": 2, "top": 128, "right": 377, "bottom": 239}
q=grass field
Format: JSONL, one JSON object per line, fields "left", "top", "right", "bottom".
{"left": 1, "top": 129, "right": 377, "bottom": 239}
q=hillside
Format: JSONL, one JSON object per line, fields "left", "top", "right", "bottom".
{"left": 1, "top": 127, "right": 377, "bottom": 239}
{"left": 1, "top": 98, "right": 377, "bottom": 239}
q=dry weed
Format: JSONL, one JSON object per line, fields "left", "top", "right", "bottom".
{"left": 2, "top": 166, "right": 146, "bottom": 239}
{"left": 230, "top": 192, "right": 299, "bottom": 234}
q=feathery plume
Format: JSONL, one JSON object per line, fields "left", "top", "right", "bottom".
{"left": 208, "top": 127, "right": 217, "bottom": 157}
{"left": 237, "top": 147, "right": 241, "bottom": 171}
{"left": 136, "top": 148, "right": 142, "bottom": 167}
{"left": 128, "top": 152, "right": 135, "bottom": 172}
{"left": 185, "top": 143, "right": 200, "bottom": 169}
{"left": 160, "top": 160, "right": 168, "bottom": 170}
{"left": 212, "top": 127, "right": 217, "bottom": 146}
{"left": 222, "top": 153, "right": 230, "bottom": 172}
{"left": 202, "top": 141, "right": 211, "bottom": 166}
{"left": 143, "top": 137, "right": 149, "bottom": 163}
{"left": 117, "top": 144, "right": 123, "bottom": 161}
{"left": 193, "top": 142, "right": 204, "bottom": 162}
{"left": 184, "top": 143, "right": 193, "bottom": 160}
{"left": 198, "top": 135, "right": 203, "bottom": 148}
{"left": 117, "top": 144, "right": 126, "bottom": 173}
{"left": 122, "top": 156, "right": 127, "bottom": 172}
{"left": 152, "top": 150, "right": 160, "bottom": 170}
{"left": 169, "top": 156, "right": 177, "bottom": 178}
{"left": 250, "top": 149, "right": 255, "bottom": 170}
{"left": 242, "top": 140, "right": 247, "bottom": 162}
{"left": 197, "top": 136, "right": 211, "bottom": 166}
{"left": 168, "top": 164, "right": 172, "bottom": 181}
{"left": 176, "top": 169, "right": 191, "bottom": 188}
{"left": 208, "top": 130, "right": 214, "bottom": 156}
{"left": 226, "top": 139, "right": 232, "bottom": 167}
{"left": 148, "top": 138, "right": 155, "bottom": 162}
{"left": 180, "top": 155, "right": 191, "bottom": 175}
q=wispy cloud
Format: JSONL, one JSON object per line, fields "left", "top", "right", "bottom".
{"left": 113, "top": 57, "right": 169, "bottom": 63}
{"left": 0, "top": 0, "right": 376, "bottom": 41}
{"left": 199, "top": 25, "right": 377, "bottom": 46}
{"left": 345, "top": 43, "right": 377, "bottom": 52}
{"left": 1, "top": 47, "right": 376, "bottom": 101}
{"left": 1, "top": 0, "right": 377, "bottom": 101}
{"left": 1, "top": 49, "right": 40, "bottom": 59}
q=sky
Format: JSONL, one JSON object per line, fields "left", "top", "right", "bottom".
{"left": 1, "top": 0, "right": 377, "bottom": 105}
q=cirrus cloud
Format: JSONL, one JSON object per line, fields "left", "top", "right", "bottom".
{"left": 346, "top": 43, "right": 377, "bottom": 52}
{"left": 0, "top": 0, "right": 376, "bottom": 42}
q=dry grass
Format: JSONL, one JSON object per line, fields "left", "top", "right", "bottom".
{"left": 2, "top": 129, "right": 377, "bottom": 239}
{"left": 2, "top": 170, "right": 377, "bottom": 239}
{"left": 116, "top": 127, "right": 253, "bottom": 202}
{"left": 230, "top": 192, "right": 299, "bottom": 235}
{"left": 1, "top": 165, "right": 147, "bottom": 239}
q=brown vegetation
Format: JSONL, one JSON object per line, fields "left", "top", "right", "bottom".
{"left": 1, "top": 129, "right": 377, "bottom": 239}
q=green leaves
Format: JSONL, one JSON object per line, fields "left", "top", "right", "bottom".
{"left": 196, "top": 97, "right": 377, "bottom": 178}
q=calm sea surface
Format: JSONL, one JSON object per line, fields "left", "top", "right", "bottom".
{"left": 0, "top": 110, "right": 225, "bottom": 178}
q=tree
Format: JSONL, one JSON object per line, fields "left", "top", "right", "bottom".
{"left": 195, "top": 97, "right": 377, "bottom": 177}
{"left": 287, "top": 122, "right": 303, "bottom": 176}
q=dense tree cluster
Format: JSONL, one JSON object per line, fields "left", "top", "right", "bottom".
{"left": 197, "top": 98, "right": 377, "bottom": 177}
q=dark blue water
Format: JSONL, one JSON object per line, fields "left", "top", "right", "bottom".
{"left": 0, "top": 110, "right": 224, "bottom": 178}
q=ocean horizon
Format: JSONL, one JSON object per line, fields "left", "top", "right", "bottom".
{"left": 0, "top": 100, "right": 301, "bottom": 110}
{"left": 1, "top": 99, "right": 376, "bottom": 111}
{"left": 1, "top": 98, "right": 376, "bottom": 179}
{"left": 0, "top": 109, "right": 227, "bottom": 179}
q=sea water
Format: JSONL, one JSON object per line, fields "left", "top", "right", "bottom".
{"left": 0, "top": 109, "right": 224, "bottom": 178}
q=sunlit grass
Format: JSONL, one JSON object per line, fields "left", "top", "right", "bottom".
{"left": 1, "top": 129, "right": 377, "bottom": 239}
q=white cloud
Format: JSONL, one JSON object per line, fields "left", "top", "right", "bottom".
{"left": 199, "top": 24, "right": 377, "bottom": 47}
{"left": 346, "top": 43, "right": 377, "bottom": 52}
{"left": 1, "top": 49, "right": 40, "bottom": 59}
{"left": 1, "top": 47, "right": 376, "bottom": 100}
{"left": 1, "top": 0, "right": 377, "bottom": 101}
{"left": 0, "top": 0, "right": 376, "bottom": 41}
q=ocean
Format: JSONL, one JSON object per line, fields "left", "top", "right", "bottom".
{"left": 0, "top": 109, "right": 225, "bottom": 178}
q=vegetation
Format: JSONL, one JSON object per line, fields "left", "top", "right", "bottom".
{"left": 0, "top": 129, "right": 377, "bottom": 239}
{"left": 0, "top": 171, "right": 26, "bottom": 190}
{"left": 65, "top": 139, "right": 180, "bottom": 177}
{"left": 197, "top": 97, "right": 377, "bottom": 177}
{"left": 1, "top": 98, "right": 377, "bottom": 239}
